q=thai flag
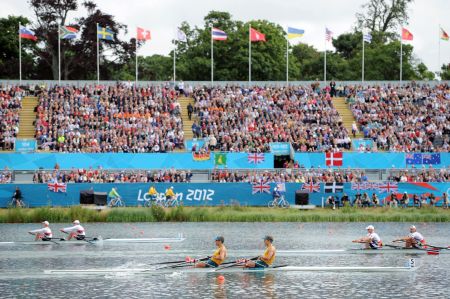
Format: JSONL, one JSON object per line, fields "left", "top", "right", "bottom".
{"left": 19, "top": 25, "right": 37, "bottom": 41}
{"left": 248, "top": 153, "right": 265, "bottom": 164}
{"left": 212, "top": 28, "right": 227, "bottom": 41}
{"left": 251, "top": 181, "right": 271, "bottom": 194}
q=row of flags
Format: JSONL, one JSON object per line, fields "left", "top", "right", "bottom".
{"left": 406, "top": 153, "right": 441, "bottom": 165}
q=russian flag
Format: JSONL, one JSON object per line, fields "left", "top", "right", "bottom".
{"left": 212, "top": 27, "right": 227, "bottom": 41}
{"left": 19, "top": 25, "right": 37, "bottom": 41}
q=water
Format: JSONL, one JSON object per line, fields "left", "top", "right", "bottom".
{"left": 0, "top": 222, "right": 449, "bottom": 298}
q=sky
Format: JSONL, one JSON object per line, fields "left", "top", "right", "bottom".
{"left": 2, "top": 0, "right": 450, "bottom": 73}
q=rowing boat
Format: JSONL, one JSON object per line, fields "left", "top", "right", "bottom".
{"left": 0, "top": 236, "right": 185, "bottom": 245}
{"left": 275, "top": 247, "right": 449, "bottom": 255}
{"left": 44, "top": 264, "right": 414, "bottom": 275}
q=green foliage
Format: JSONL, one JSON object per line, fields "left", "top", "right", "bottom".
{"left": 440, "top": 63, "right": 450, "bottom": 80}
{"left": 150, "top": 205, "right": 166, "bottom": 221}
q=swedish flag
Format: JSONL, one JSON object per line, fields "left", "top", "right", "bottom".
{"left": 97, "top": 25, "right": 114, "bottom": 41}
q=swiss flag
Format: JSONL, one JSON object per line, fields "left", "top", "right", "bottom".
{"left": 401, "top": 28, "right": 413, "bottom": 41}
{"left": 325, "top": 152, "right": 343, "bottom": 166}
{"left": 250, "top": 28, "right": 266, "bottom": 42}
{"left": 137, "top": 27, "right": 151, "bottom": 41}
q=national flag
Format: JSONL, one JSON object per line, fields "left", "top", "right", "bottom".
{"left": 401, "top": 28, "right": 413, "bottom": 41}
{"left": 177, "top": 29, "right": 187, "bottom": 42}
{"left": 325, "top": 27, "right": 333, "bottom": 42}
{"left": 363, "top": 32, "right": 372, "bottom": 43}
{"left": 324, "top": 183, "right": 344, "bottom": 193}
{"left": 287, "top": 27, "right": 305, "bottom": 39}
{"left": 214, "top": 153, "right": 227, "bottom": 166}
{"left": 247, "top": 153, "right": 265, "bottom": 164}
{"left": 19, "top": 25, "right": 37, "bottom": 41}
{"left": 212, "top": 27, "right": 227, "bottom": 41}
{"left": 137, "top": 27, "right": 151, "bottom": 41}
{"left": 422, "top": 153, "right": 441, "bottom": 165}
{"left": 405, "top": 153, "right": 422, "bottom": 165}
{"left": 325, "top": 152, "right": 343, "bottom": 167}
{"left": 302, "top": 182, "right": 320, "bottom": 193}
{"left": 377, "top": 182, "right": 398, "bottom": 193}
{"left": 251, "top": 181, "right": 271, "bottom": 194}
{"left": 47, "top": 182, "right": 67, "bottom": 193}
{"left": 59, "top": 26, "right": 79, "bottom": 39}
{"left": 250, "top": 27, "right": 266, "bottom": 42}
{"left": 97, "top": 25, "right": 114, "bottom": 41}
{"left": 441, "top": 28, "right": 449, "bottom": 41}
{"left": 351, "top": 182, "right": 365, "bottom": 191}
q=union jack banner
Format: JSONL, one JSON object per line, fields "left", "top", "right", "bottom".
{"left": 251, "top": 181, "right": 271, "bottom": 194}
{"left": 47, "top": 182, "right": 67, "bottom": 193}
{"left": 351, "top": 182, "right": 377, "bottom": 191}
{"left": 377, "top": 182, "right": 398, "bottom": 193}
{"left": 248, "top": 153, "right": 265, "bottom": 164}
{"left": 302, "top": 182, "right": 320, "bottom": 193}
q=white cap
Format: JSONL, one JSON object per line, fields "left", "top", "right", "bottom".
{"left": 410, "top": 225, "right": 416, "bottom": 230}
{"left": 73, "top": 220, "right": 80, "bottom": 225}
{"left": 365, "top": 225, "right": 374, "bottom": 230}
{"left": 170, "top": 186, "right": 174, "bottom": 189}
{"left": 42, "top": 221, "right": 49, "bottom": 226}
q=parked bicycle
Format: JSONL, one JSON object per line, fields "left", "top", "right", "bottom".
{"left": 268, "top": 195, "right": 290, "bottom": 208}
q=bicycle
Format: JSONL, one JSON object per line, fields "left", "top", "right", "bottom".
{"left": 109, "top": 196, "right": 126, "bottom": 207}
{"left": 268, "top": 195, "right": 290, "bottom": 208}
{"left": 8, "top": 198, "right": 27, "bottom": 208}
{"left": 144, "top": 194, "right": 159, "bottom": 207}
{"left": 164, "top": 195, "right": 181, "bottom": 207}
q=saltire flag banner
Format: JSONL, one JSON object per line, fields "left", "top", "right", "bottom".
{"left": 19, "top": 25, "right": 37, "bottom": 41}
{"left": 377, "top": 182, "right": 398, "bottom": 193}
{"left": 47, "top": 182, "right": 67, "bottom": 193}
{"left": 405, "top": 153, "right": 422, "bottom": 165}
{"left": 325, "top": 152, "right": 343, "bottom": 166}
{"left": 302, "top": 182, "right": 320, "bottom": 193}
{"left": 287, "top": 27, "right": 304, "bottom": 39}
{"left": 363, "top": 32, "right": 372, "bottom": 43}
{"left": 440, "top": 28, "right": 449, "bottom": 41}
{"left": 325, "top": 27, "right": 333, "bottom": 41}
{"left": 97, "top": 25, "right": 114, "bottom": 40}
{"left": 177, "top": 29, "right": 187, "bottom": 42}
{"left": 252, "top": 181, "right": 271, "bottom": 194}
{"left": 247, "top": 153, "right": 265, "bottom": 164}
{"left": 214, "top": 153, "right": 227, "bottom": 166}
{"left": 250, "top": 28, "right": 266, "bottom": 42}
{"left": 422, "top": 153, "right": 441, "bottom": 165}
{"left": 212, "top": 28, "right": 227, "bottom": 41}
{"left": 324, "top": 183, "right": 344, "bottom": 193}
{"left": 59, "top": 26, "right": 79, "bottom": 39}
{"left": 137, "top": 27, "right": 151, "bottom": 41}
{"left": 402, "top": 28, "right": 413, "bottom": 41}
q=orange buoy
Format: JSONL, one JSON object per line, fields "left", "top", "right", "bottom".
{"left": 217, "top": 275, "right": 225, "bottom": 282}
{"left": 164, "top": 245, "right": 171, "bottom": 250}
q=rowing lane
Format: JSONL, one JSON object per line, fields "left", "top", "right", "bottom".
{"left": 0, "top": 222, "right": 449, "bottom": 298}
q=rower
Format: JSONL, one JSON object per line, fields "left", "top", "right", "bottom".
{"left": 352, "top": 225, "right": 383, "bottom": 249}
{"left": 393, "top": 225, "right": 426, "bottom": 248}
{"left": 60, "top": 220, "right": 86, "bottom": 240}
{"left": 28, "top": 221, "right": 53, "bottom": 241}
{"left": 195, "top": 236, "right": 227, "bottom": 268}
{"left": 245, "top": 235, "right": 276, "bottom": 268}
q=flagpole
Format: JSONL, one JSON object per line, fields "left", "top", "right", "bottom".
{"left": 286, "top": 36, "right": 289, "bottom": 86}
{"left": 173, "top": 33, "right": 176, "bottom": 86}
{"left": 135, "top": 36, "right": 138, "bottom": 86}
{"left": 19, "top": 22, "right": 22, "bottom": 85}
{"left": 211, "top": 26, "right": 213, "bottom": 86}
{"left": 400, "top": 29, "right": 403, "bottom": 84}
{"left": 324, "top": 27, "right": 327, "bottom": 83}
{"left": 362, "top": 31, "right": 365, "bottom": 82}
{"left": 96, "top": 23, "right": 99, "bottom": 85}
{"left": 249, "top": 24, "right": 251, "bottom": 85}
{"left": 438, "top": 24, "right": 441, "bottom": 76}
{"left": 58, "top": 25, "right": 61, "bottom": 85}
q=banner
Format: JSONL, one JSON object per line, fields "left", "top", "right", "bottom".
{"left": 14, "top": 139, "right": 36, "bottom": 153}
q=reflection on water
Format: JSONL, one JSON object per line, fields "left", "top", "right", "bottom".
{"left": 0, "top": 222, "right": 449, "bottom": 298}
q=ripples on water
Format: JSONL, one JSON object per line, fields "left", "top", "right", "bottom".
{"left": 0, "top": 222, "right": 449, "bottom": 298}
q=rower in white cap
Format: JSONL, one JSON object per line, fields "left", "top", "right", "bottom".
{"left": 352, "top": 225, "right": 383, "bottom": 249}
{"left": 28, "top": 221, "right": 53, "bottom": 241}
{"left": 60, "top": 220, "right": 86, "bottom": 240}
{"left": 393, "top": 225, "right": 426, "bottom": 248}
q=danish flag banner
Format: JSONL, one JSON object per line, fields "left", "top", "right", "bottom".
{"left": 325, "top": 152, "right": 343, "bottom": 166}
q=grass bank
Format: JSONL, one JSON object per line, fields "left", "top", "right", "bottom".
{"left": 0, "top": 206, "right": 449, "bottom": 223}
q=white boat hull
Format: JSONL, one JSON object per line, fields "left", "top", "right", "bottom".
{"left": 0, "top": 237, "right": 185, "bottom": 245}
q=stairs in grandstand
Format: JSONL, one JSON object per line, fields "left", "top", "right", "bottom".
{"left": 333, "top": 97, "right": 364, "bottom": 139}
{"left": 179, "top": 97, "right": 195, "bottom": 140}
{"left": 17, "top": 96, "right": 38, "bottom": 139}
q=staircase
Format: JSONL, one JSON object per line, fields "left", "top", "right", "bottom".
{"left": 179, "top": 97, "right": 195, "bottom": 140}
{"left": 17, "top": 96, "right": 38, "bottom": 138}
{"left": 333, "top": 97, "right": 364, "bottom": 139}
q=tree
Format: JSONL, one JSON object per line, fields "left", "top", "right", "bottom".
{"left": 415, "top": 62, "right": 434, "bottom": 80}
{"left": 440, "top": 64, "right": 450, "bottom": 80}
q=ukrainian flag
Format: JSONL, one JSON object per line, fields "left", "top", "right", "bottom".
{"left": 287, "top": 27, "right": 305, "bottom": 39}
{"left": 97, "top": 25, "right": 114, "bottom": 41}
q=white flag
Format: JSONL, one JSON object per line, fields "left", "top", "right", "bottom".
{"left": 363, "top": 32, "right": 372, "bottom": 43}
{"left": 177, "top": 29, "right": 187, "bottom": 42}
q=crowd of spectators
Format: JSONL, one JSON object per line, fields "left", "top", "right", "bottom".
{"left": 388, "top": 167, "right": 450, "bottom": 182}
{"left": 34, "top": 84, "right": 184, "bottom": 152}
{"left": 349, "top": 83, "right": 450, "bottom": 152}
{"left": 191, "top": 85, "right": 351, "bottom": 153}
{"left": 0, "top": 87, "right": 23, "bottom": 150}
{"left": 33, "top": 168, "right": 192, "bottom": 183}
{"left": 0, "top": 169, "right": 13, "bottom": 183}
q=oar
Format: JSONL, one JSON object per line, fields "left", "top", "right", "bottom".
{"left": 214, "top": 257, "right": 259, "bottom": 271}
{"left": 147, "top": 257, "right": 195, "bottom": 266}
{"left": 424, "top": 244, "right": 450, "bottom": 250}
{"left": 154, "top": 256, "right": 210, "bottom": 270}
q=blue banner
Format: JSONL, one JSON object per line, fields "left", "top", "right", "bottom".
{"left": 269, "top": 142, "right": 291, "bottom": 155}
{"left": 184, "top": 139, "right": 205, "bottom": 151}
{"left": 14, "top": 139, "right": 36, "bottom": 153}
